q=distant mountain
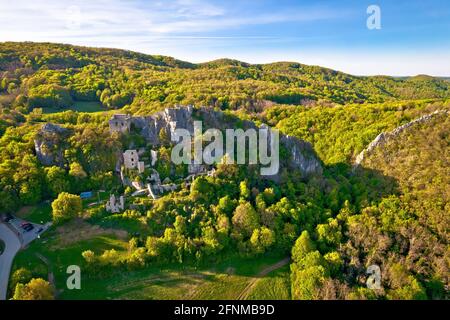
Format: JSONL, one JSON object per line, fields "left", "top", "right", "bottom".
{"left": 1, "top": 42, "right": 449, "bottom": 117}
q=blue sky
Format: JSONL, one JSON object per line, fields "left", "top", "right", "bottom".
{"left": 0, "top": 0, "right": 449, "bottom": 75}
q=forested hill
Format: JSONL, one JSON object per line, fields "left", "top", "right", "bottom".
{"left": 1, "top": 42, "right": 449, "bottom": 300}
{"left": 1, "top": 42, "right": 450, "bottom": 121}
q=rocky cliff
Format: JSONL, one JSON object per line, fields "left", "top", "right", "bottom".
{"left": 129, "top": 105, "right": 322, "bottom": 178}
{"left": 280, "top": 135, "right": 322, "bottom": 174}
{"left": 34, "top": 106, "right": 322, "bottom": 179}
{"left": 34, "top": 123, "right": 70, "bottom": 167}
{"left": 131, "top": 106, "right": 195, "bottom": 144}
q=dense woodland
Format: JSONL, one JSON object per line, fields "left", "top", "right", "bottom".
{"left": 1, "top": 42, "right": 448, "bottom": 300}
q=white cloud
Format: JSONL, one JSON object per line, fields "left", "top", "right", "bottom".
{"left": 172, "top": 0, "right": 225, "bottom": 18}
{"left": 0, "top": 0, "right": 341, "bottom": 39}
{"left": 0, "top": 0, "right": 447, "bottom": 76}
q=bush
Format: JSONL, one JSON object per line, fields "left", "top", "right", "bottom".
{"left": 51, "top": 192, "right": 82, "bottom": 223}
{"left": 13, "top": 278, "right": 54, "bottom": 300}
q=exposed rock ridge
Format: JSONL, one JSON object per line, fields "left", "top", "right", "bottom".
{"left": 354, "top": 109, "right": 449, "bottom": 166}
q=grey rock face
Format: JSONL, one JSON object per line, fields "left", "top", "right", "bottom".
{"left": 131, "top": 106, "right": 194, "bottom": 144}
{"left": 126, "top": 105, "right": 322, "bottom": 178}
{"left": 281, "top": 135, "right": 323, "bottom": 175}
{"left": 34, "top": 123, "right": 69, "bottom": 167}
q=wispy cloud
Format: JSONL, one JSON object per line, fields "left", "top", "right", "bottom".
{"left": 0, "top": 0, "right": 343, "bottom": 40}
{"left": 0, "top": 0, "right": 448, "bottom": 76}
{"left": 149, "top": 8, "right": 343, "bottom": 33}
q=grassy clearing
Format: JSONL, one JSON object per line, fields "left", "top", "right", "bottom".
{"left": 15, "top": 203, "right": 52, "bottom": 224}
{"left": 10, "top": 214, "right": 290, "bottom": 300}
{"left": 72, "top": 101, "right": 104, "bottom": 112}
{"left": 42, "top": 101, "right": 105, "bottom": 114}
{"left": 59, "top": 253, "right": 289, "bottom": 300}
{"left": 10, "top": 233, "right": 128, "bottom": 296}
{"left": 190, "top": 273, "right": 252, "bottom": 300}
{"left": 51, "top": 219, "right": 128, "bottom": 248}
{"left": 246, "top": 265, "right": 291, "bottom": 300}
{"left": 94, "top": 215, "right": 149, "bottom": 236}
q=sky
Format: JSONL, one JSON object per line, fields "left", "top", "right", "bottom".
{"left": 0, "top": 0, "right": 449, "bottom": 76}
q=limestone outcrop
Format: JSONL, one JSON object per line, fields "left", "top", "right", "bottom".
{"left": 281, "top": 135, "right": 322, "bottom": 174}
{"left": 34, "top": 123, "right": 70, "bottom": 167}
{"left": 130, "top": 106, "right": 194, "bottom": 144}
{"left": 355, "top": 110, "right": 449, "bottom": 166}
{"left": 125, "top": 105, "right": 322, "bottom": 178}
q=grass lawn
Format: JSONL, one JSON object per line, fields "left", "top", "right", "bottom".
{"left": 60, "top": 253, "right": 290, "bottom": 300}
{"left": 15, "top": 203, "right": 52, "bottom": 224}
{"left": 42, "top": 101, "right": 105, "bottom": 114}
{"left": 94, "top": 215, "right": 149, "bottom": 236}
{"left": 246, "top": 264, "right": 291, "bottom": 300}
{"left": 72, "top": 101, "right": 104, "bottom": 112}
{"left": 10, "top": 232, "right": 128, "bottom": 297}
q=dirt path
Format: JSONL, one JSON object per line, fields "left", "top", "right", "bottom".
{"left": 35, "top": 253, "right": 58, "bottom": 296}
{"left": 236, "top": 257, "right": 290, "bottom": 300}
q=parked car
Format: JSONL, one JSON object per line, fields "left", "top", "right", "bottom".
{"left": 21, "top": 222, "right": 32, "bottom": 229}
{"left": 3, "top": 213, "right": 14, "bottom": 223}
{"left": 24, "top": 224, "right": 34, "bottom": 232}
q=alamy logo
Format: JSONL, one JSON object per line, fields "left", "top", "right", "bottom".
{"left": 367, "top": 5, "right": 381, "bottom": 30}
{"left": 171, "top": 121, "right": 280, "bottom": 176}
{"left": 66, "top": 265, "right": 81, "bottom": 290}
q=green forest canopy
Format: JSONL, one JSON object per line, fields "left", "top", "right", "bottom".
{"left": 1, "top": 42, "right": 448, "bottom": 300}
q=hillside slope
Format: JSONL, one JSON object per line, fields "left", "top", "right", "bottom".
{"left": 270, "top": 100, "right": 450, "bottom": 164}
{"left": 341, "top": 111, "right": 449, "bottom": 299}
{"left": 356, "top": 110, "right": 449, "bottom": 238}
{"left": 1, "top": 42, "right": 449, "bottom": 120}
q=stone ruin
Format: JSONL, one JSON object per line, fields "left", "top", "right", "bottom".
{"left": 105, "top": 194, "right": 125, "bottom": 213}
{"left": 123, "top": 149, "right": 145, "bottom": 173}
{"left": 127, "top": 105, "right": 322, "bottom": 179}
{"left": 109, "top": 114, "right": 131, "bottom": 133}
{"left": 150, "top": 150, "right": 158, "bottom": 166}
{"left": 109, "top": 105, "right": 323, "bottom": 196}
{"left": 145, "top": 169, "right": 178, "bottom": 199}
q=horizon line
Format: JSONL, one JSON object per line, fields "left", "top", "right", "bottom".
{"left": 2, "top": 40, "right": 450, "bottom": 79}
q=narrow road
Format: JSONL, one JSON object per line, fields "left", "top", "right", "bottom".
{"left": 237, "top": 257, "right": 290, "bottom": 300}
{"left": 0, "top": 223, "right": 21, "bottom": 300}
{"left": 0, "top": 216, "right": 49, "bottom": 300}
